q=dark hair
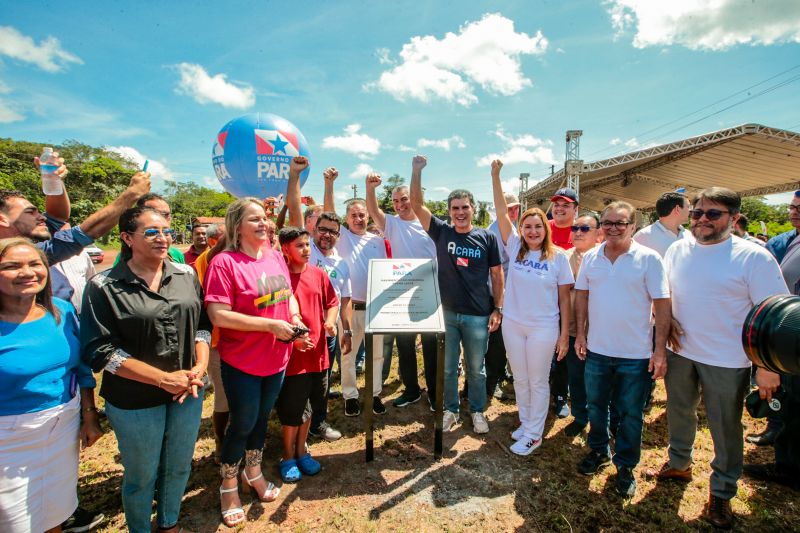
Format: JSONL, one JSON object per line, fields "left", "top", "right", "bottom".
{"left": 0, "top": 190, "right": 26, "bottom": 213}
{"left": 118, "top": 206, "right": 165, "bottom": 261}
{"left": 0, "top": 237, "right": 59, "bottom": 323}
{"left": 278, "top": 226, "right": 310, "bottom": 246}
{"left": 191, "top": 224, "right": 207, "bottom": 234}
{"left": 447, "top": 189, "right": 475, "bottom": 209}
{"left": 316, "top": 211, "right": 341, "bottom": 229}
{"left": 655, "top": 192, "right": 687, "bottom": 218}
{"left": 135, "top": 193, "right": 167, "bottom": 208}
{"left": 577, "top": 211, "right": 600, "bottom": 228}
{"left": 303, "top": 205, "right": 323, "bottom": 222}
{"left": 736, "top": 214, "right": 749, "bottom": 230}
{"left": 693, "top": 187, "right": 741, "bottom": 215}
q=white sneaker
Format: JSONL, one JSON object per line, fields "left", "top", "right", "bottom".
{"left": 471, "top": 412, "right": 489, "bottom": 434}
{"left": 442, "top": 410, "right": 460, "bottom": 432}
{"left": 511, "top": 426, "right": 525, "bottom": 441}
{"left": 510, "top": 437, "right": 541, "bottom": 456}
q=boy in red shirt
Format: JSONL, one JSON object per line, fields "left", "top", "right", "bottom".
{"left": 275, "top": 226, "right": 339, "bottom": 482}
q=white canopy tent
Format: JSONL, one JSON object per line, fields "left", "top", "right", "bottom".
{"left": 523, "top": 124, "right": 800, "bottom": 213}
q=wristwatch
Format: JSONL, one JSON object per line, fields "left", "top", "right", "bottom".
{"left": 494, "top": 307, "right": 503, "bottom": 315}
{"left": 343, "top": 329, "right": 353, "bottom": 336}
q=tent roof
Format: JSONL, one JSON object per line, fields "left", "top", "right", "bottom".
{"left": 523, "top": 124, "right": 800, "bottom": 212}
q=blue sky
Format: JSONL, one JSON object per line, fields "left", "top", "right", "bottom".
{"left": 2, "top": 1, "right": 800, "bottom": 209}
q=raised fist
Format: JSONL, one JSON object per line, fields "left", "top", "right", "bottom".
{"left": 290, "top": 156, "right": 309, "bottom": 176}
{"left": 491, "top": 159, "right": 503, "bottom": 179}
{"left": 366, "top": 172, "right": 382, "bottom": 189}
{"left": 323, "top": 167, "right": 339, "bottom": 182}
{"left": 412, "top": 155, "right": 427, "bottom": 171}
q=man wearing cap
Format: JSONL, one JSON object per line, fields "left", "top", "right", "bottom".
{"left": 633, "top": 191, "right": 692, "bottom": 258}
{"left": 550, "top": 187, "right": 579, "bottom": 250}
{"left": 742, "top": 190, "right": 800, "bottom": 489}
{"left": 649, "top": 187, "right": 787, "bottom": 529}
{"left": 484, "top": 192, "right": 521, "bottom": 400}
{"left": 366, "top": 166, "right": 439, "bottom": 409}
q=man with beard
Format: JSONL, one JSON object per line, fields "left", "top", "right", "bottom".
{"left": 410, "top": 155, "right": 503, "bottom": 434}
{"left": 366, "top": 164, "right": 438, "bottom": 409}
{"left": 650, "top": 187, "right": 788, "bottom": 529}
{"left": 324, "top": 169, "right": 387, "bottom": 417}
{"left": 184, "top": 224, "right": 208, "bottom": 267}
{"left": 0, "top": 166, "right": 151, "bottom": 301}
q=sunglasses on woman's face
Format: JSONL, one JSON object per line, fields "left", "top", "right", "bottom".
{"left": 136, "top": 228, "right": 176, "bottom": 240}
{"left": 570, "top": 225, "right": 594, "bottom": 233}
{"left": 689, "top": 209, "right": 729, "bottom": 221}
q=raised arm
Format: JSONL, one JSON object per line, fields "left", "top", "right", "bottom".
{"left": 287, "top": 156, "right": 308, "bottom": 228}
{"left": 78, "top": 171, "right": 151, "bottom": 239}
{"left": 323, "top": 167, "right": 339, "bottom": 214}
{"left": 365, "top": 172, "right": 386, "bottom": 231}
{"left": 490, "top": 159, "right": 513, "bottom": 245}
{"left": 409, "top": 155, "right": 432, "bottom": 230}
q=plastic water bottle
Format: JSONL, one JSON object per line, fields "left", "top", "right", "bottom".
{"left": 40, "top": 147, "right": 63, "bottom": 195}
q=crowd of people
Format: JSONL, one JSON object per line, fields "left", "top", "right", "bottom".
{"left": 0, "top": 152, "right": 798, "bottom": 532}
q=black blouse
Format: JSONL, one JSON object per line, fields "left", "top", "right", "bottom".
{"left": 80, "top": 259, "right": 211, "bottom": 409}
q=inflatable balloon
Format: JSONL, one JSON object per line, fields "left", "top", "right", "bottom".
{"left": 212, "top": 113, "right": 311, "bottom": 198}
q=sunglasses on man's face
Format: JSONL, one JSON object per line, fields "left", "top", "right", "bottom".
{"left": 689, "top": 209, "right": 729, "bottom": 221}
{"left": 570, "top": 225, "right": 594, "bottom": 233}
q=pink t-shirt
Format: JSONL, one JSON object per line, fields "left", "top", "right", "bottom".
{"left": 204, "top": 249, "right": 292, "bottom": 376}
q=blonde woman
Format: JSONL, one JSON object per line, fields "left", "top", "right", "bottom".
{"left": 204, "top": 198, "right": 307, "bottom": 527}
{"left": 490, "top": 160, "right": 574, "bottom": 455}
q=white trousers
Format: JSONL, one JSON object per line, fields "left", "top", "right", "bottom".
{"left": 502, "top": 317, "right": 559, "bottom": 440}
{"left": 0, "top": 395, "right": 80, "bottom": 533}
{"left": 341, "top": 308, "right": 383, "bottom": 400}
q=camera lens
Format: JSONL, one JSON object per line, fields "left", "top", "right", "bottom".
{"left": 742, "top": 295, "right": 800, "bottom": 375}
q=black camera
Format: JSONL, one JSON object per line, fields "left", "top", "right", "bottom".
{"left": 742, "top": 295, "right": 800, "bottom": 376}
{"left": 278, "top": 325, "right": 310, "bottom": 344}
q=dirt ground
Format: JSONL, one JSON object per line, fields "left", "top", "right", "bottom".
{"left": 78, "top": 359, "right": 798, "bottom": 533}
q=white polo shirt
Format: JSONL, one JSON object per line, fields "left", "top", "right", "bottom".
{"left": 633, "top": 220, "right": 693, "bottom": 258}
{"left": 575, "top": 241, "right": 670, "bottom": 359}
{"left": 383, "top": 214, "right": 436, "bottom": 260}
{"left": 664, "top": 235, "right": 788, "bottom": 368}
{"left": 335, "top": 227, "right": 387, "bottom": 302}
{"left": 310, "top": 241, "right": 352, "bottom": 299}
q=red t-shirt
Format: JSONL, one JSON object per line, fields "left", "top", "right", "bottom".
{"left": 286, "top": 265, "right": 339, "bottom": 376}
{"left": 204, "top": 249, "right": 292, "bottom": 376}
{"left": 550, "top": 220, "right": 574, "bottom": 250}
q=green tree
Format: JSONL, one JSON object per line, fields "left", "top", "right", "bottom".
{"left": 378, "top": 174, "right": 405, "bottom": 214}
{"left": 162, "top": 180, "right": 236, "bottom": 235}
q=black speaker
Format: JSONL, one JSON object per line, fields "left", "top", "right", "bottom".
{"left": 742, "top": 295, "right": 800, "bottom": 375}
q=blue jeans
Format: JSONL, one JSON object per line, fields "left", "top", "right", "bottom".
{"left": 220, "top": 361, "right": 285, "bottom": 465}
{"left": 105, "top": 392, "right": 204, "bottom": 533}
{"left": 585, "top": 351, "right": 651, "bottom": 468}
{"left": 565, "top": 336, "right": 588, "bottom": 425}
{"left": 444, "top": 310, "right": 490, "bottom": 414}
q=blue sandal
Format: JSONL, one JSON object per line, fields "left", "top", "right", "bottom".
{"left": 297, "top": 453, "right": 321, "bottom": 475}
{"left": 279, "top": 458, "right": 301, "bottom": 483}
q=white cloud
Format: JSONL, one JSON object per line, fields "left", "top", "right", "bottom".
{"left": 322, "top": 124, "right": 381, "bottom": 159}
{"left": 334, "top": 190, "right": 350, "bottom": 202}
{"left": 397, "top": 144, "right": 415, "bottom": 152}
{"left": 350, "top": 163, "right": 374, "bottom": 178}
{"left": 624, "top": 137, "right": 640, "bottom": 148}
{"left": 105, "top": 146, "right": 173, "bottom": 187}
{"left": 476, "top": 127, "right": 558, "bottom": 167}
{"left": 376, "top": 47, "right": 393, "bottom": 65}
{"left": 174, "top": 63, "right": 255, "bottom": 109}
{"left": 609, "top": 137, "right": 622, "bottom": 146}
{"left": 607, "top": 0, "right": 800, "bottom": 50}
{"left": 366, "top": 13, "right": 548, "bottom": 106}
{"left": 417, "top": 135, "right": 466, "bottom": 151}
{"left": 0, "top": 26, "right": 82, "bottom": 72}
{"left": 0, "top": 100, "right": 23, "bottom": 123}
{"left": 432, "top": 186, "right": 451, "bottom": 194}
